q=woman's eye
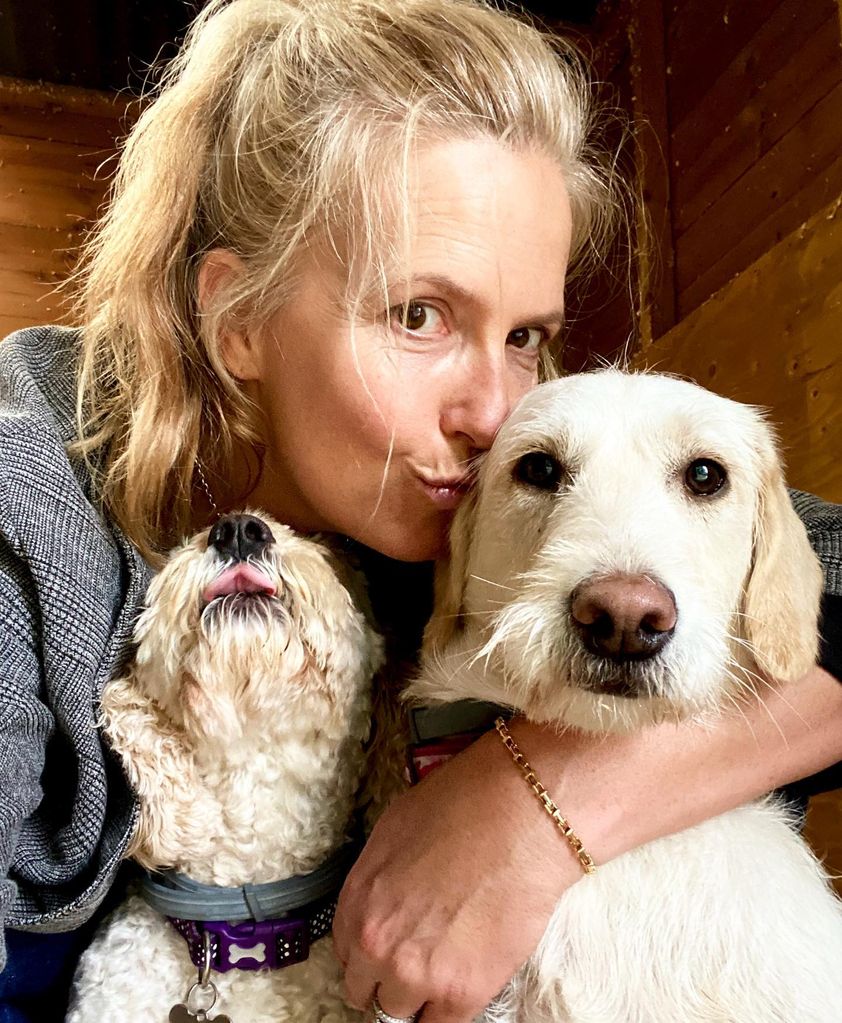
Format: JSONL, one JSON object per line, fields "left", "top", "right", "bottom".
{"left": 390, "top": 301, "right": 445, "bottom": 335}
{"left": 507, "top": 326, "right": 546, "bottom": 351}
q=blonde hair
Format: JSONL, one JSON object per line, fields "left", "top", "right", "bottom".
{"left": 71, "top": 0, "right": 625, "bottom": 564}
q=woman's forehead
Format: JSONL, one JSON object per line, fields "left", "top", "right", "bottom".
{"left": 326, "top": 137, "right": 572, "bottom": 315}
{"left": 406, "top": 139, "right": 571, "bottom": 270}
{"left": 299, "top": 138, "right": 571, "bottom": 317}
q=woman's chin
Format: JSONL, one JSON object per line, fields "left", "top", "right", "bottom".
{"left": 355, "top": 519, "right": 447, "bottom": 563}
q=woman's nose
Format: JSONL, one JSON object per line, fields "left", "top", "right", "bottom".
{"left": 439, "top": 352, "right": 516, "bottom": 451}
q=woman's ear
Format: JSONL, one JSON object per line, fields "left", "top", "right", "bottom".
{"left": 197, "top": 248, "right": 260, "bottom": 382}
{"left": 743, "top": 463, "right": 824, "bottom": 682}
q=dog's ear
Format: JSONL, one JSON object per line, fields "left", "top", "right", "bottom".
{"left": 422, "top": 487, "right": 478, "bottom": 656}
{"left": 743, "top": 462, "right": 823, "bottom": 682}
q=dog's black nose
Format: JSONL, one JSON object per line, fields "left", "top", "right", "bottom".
{"left": 571, "top": 574, "right": 676, "bottom": 662}
{"left": 208, "top": 514, "right": 275, "bottom": 561}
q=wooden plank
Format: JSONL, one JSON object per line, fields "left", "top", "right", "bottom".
{"left": 0, "top": 76, "right": 135, "bottom": 151}
{"left": 0, "top": 101, "right": 128, "bottom": 151}
{"left": 666, "top": 0, "right": 797, "bottom": 126}
{"left": 0, "top": 189, "right": 104, "bottom": 233}
{"left": 0, "top": 132, "right": 113, "bottom": 183}
{"left": 675, "top": 80, "right": 842, "bottom": 311}
{"left": 0, "top": 221, "right": 83, "bottom": 275}
{"left": 0, "top": 313, "right": 53, "bottom": 338}
{"left": 0, "top": 75, "right": 135, "bottom": 121}
{"left": 579, "top": 0, "right": 628, "bottom": 80}
{"left": 679, "top": 149, "right": 842, "bottom": 317}
{"left": 626, "top": 0, "right": 675, "bottom": 343}
{"left": 805, "top": 793, "right": 842, "bottom": 896}
{"left": 671, "top": 0, "right": 833, "bottom": 170}
{"left": 0, "top": 77, "right": 124, "bottom": 335}
{"left": 560, "top": 42, "right": 639, "bottom": 370}
{"left": 635, "top": 198, "right": 842, "bottom": 504}
{"left": 671, "top": 4, "right": 839, "bottom": 225}
{"left": 0, "top": 267, "right": 71, "bottom": 322}
{"left": 0, "top": 134, "right": 110, "bottom": 231}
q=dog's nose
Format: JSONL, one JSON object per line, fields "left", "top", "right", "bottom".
{"left": 208, "top": 514, "right": 275, "bottom": 561}
{"left": 570, "top": 574, "right": 677, "bottom": 662}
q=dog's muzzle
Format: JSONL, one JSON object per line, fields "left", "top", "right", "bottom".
{"left": 570, "top": 573, "right": 676, "bottom": 695}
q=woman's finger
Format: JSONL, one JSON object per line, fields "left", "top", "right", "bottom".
{"left": 417, "top": 1003, "right": 486, "bottom": 1023}
{"left": 340, "top": 948, "right": 380, "bottom": 1012}
{"left": 373, "top": 980, "right": 427, "bottom": 1023}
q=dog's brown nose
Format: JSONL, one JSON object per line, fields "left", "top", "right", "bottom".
{"left": 570, "top": 574, "right": 677, "bottom": 662}
{"left": 209, "top": 514, "right": 275, "bottom": 562}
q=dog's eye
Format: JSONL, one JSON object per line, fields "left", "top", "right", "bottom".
{"left": 515, "top": 452, "right": 564, "bottom": 491}
{"left": 685, "top": 458, "right": 727, "bottom": 496}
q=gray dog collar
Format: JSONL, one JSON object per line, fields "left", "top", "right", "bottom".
{"left": 140, "top": 838, "right": 359, "bottom": 922}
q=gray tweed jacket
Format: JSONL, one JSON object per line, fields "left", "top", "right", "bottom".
{"left": 0, "top": 324, "right": 840, "bottom": 972}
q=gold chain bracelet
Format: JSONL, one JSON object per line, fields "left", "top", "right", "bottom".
{"left": 494, "top": 717, "right": 596, "bottom": 876}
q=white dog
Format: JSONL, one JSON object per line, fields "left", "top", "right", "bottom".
{"left": 69, "top": 513, "right": 382, "bottom": 1023}
{"left": 407, "top": 370, "right": 842, "bottom": 1022}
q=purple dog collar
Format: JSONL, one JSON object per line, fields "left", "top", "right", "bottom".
{"left": 168, "top": 895, "right": 336, "bottom": 973}
{"left": 142, "top": 835, "right": 361, "bottom": 973}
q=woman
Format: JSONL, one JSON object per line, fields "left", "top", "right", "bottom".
{"left": 0, "top": 1, "right": 840, "bottom": 1021}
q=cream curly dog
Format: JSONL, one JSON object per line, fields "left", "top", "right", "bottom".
{"left": 69, "top": 513, "right": 382, "bottom": 1022}
{"left": 409, "top": 370, "right": 842, "bottom": 1022}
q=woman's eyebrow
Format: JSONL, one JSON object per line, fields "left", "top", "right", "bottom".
{"left": 392, "top": 272, "right": 565, "bottom": 324}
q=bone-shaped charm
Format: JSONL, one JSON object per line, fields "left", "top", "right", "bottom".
{"left": 169, "top": 1003, "right": 232, "bottom": 1022}
{"left": 229, "top": 940, "right": 267, "bottom": 965}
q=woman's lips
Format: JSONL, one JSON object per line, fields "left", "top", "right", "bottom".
{"left": 417, "top": 476, "right": 470, "bottom": 511}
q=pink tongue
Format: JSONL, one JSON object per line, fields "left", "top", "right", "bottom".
{"left": 203, "top": 564, "right": 277, "bottom": 603}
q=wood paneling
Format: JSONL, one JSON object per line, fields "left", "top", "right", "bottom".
{"left": 666, "top": 0, "right": 794, "bottom": 127}
{"left": 675, "top": 82, "right": 842, "bottom": 316}
{"left": 560, "top": 15, "right": 639, "bottom": 372}
{"left": 671, "top": 3, "right": 839, "bottom": 234}
{"left": 627, "top": 0, "right": 675, "bottom": 340}
{"left": 0, "top": 76, "right": 130, "bottom": 333}
{"left": 804, "top": 792, "right": 842, "bottom": 897}
{"left": 663, "top": 0, "right": 842, "bottom": 321}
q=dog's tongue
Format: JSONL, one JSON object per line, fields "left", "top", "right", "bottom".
{"left": 203, "top": 564, "right": 277, "bottom": 603}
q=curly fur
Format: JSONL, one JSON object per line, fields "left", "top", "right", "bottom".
{"left": 68, "top": 513, "right": 383, "bottom": 1022}
{"left": 408, "top": 371, "right": 842, "bottom": 1022}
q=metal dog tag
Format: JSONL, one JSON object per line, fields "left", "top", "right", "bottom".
{"left": 169, "top": 927, "right": 233, "bottom": 1021}
{"left": 169, "top": 979, "right": 232, "bottom": 1022}
{"left": 169, "top": 1002, "right": 232, "bottom": 1022}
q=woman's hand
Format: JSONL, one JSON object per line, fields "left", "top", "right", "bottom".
{"left": 332, "top": 725, "right": 585, "bottom": 1023}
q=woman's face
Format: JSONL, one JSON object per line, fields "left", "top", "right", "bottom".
{"left": 234, "top": 138, "right": 572, "bottom": 560}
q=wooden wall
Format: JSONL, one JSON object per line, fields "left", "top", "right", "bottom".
{"left": 0, "top": 76, "right": 131, "bottom": 338}
{"left": 668, "top": 0, "right": 842, "bottom": 321}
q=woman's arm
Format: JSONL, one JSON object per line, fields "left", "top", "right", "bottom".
{"left": 519, "top": 662, "right": 842, "bottom": 867}
{"left": 333, "top": 661, "right": 842, "bottom": 1023}
{"left": 0, "top": 533, "right": 54, "bottom": 973}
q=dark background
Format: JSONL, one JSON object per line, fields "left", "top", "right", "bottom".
{"left": 0, "top": 0, "right": 602, "bottom": 94}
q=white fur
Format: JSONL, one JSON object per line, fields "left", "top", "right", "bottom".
{"left": 69, "top": 515, "right": 382, "bottom": 1022}
{"left": 409, "top": 371, "right": 842, "bottom": 1022}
